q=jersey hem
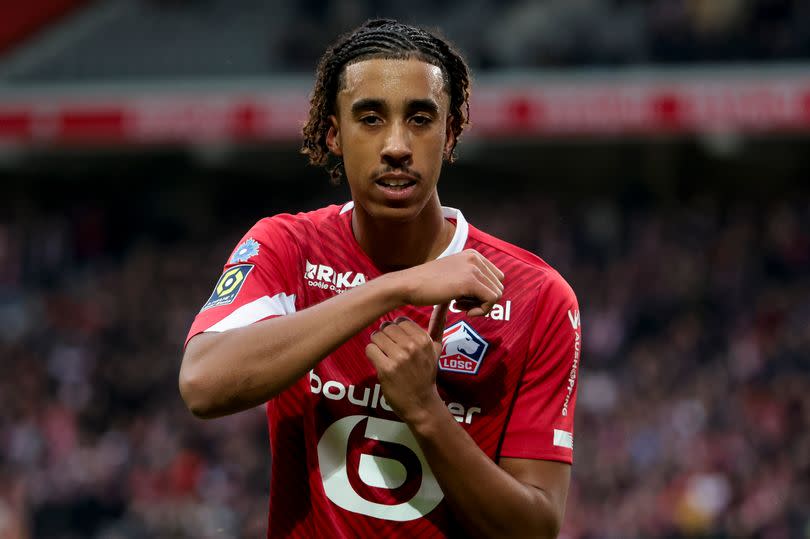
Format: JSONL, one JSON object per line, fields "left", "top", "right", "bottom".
{"left": 498, "top": 450, "right": 573, "bottom": 465}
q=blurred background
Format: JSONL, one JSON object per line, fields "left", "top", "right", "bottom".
{"left": 1, "top": 1, "right": 809, "bottom": 538}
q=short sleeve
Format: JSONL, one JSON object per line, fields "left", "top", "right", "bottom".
{"left": 499, "top": 273, "right": 582, "bottom": 464}
{"left": 185, "top": 216, "right": 301, "bottom": 348}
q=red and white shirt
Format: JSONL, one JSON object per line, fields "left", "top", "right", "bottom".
{"left": 186, "top": 202, "right": 582, "bottom": 538}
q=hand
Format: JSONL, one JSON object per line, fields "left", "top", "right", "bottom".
{"left": 394, "top": 249, "right": 504, "bottom": 317}
{"left": 365, "top": 304, "right": 450, "bottom": 424}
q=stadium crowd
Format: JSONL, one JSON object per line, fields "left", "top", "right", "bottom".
{"left": 278, "top": 0, "right": 810, "bottom": 69}
{"left": 9, "top": 0, "right": 809, "bottom": 83}
{"left": 0, "top": 187, "right": 807, "bottom": 538}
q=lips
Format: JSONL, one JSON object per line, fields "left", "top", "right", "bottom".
{"left": 373, "top": 174, "right": 418, "bottom": 201}
{"left": 375, "top": 177, "right": 417, "bottom": 189}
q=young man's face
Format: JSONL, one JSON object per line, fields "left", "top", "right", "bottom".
{"left": 327, "top": 58, "right": 454, "bottom": 222}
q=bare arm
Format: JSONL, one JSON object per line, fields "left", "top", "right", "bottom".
{"left": 180, "top": 272, "right": 402, "bottom": 418}
{"left": 179, "top": 250, "right": 504, "bottom": 418}
{"left": 409, "top": 399, "right": 569, "bottom": 538}
{"left": 365, "top": 309, "right": 569, "bottom": 538}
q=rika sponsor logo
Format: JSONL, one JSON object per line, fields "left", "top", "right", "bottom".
{"left": 438, "top": 321, "right": 489, "bottom": 375}
{"left": 305, "top": 260, "right": 366, "bottom": 293}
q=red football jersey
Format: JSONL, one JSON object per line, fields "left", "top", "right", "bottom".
{"left": 186, "top": 203, "right": 582, "bottom": 538}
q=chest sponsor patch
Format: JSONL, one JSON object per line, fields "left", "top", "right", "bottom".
{"left": 438, "top": 321, "right": 489, "bottom": 375}
{"left": 304, "top": 260, "right": 366, "bottom": 293}
{"left": 201, "top": 264, "right": 254, "bottom": 311}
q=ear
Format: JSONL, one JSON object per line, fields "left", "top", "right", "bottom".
{"left": 444, "top": 116, "right": 456, "bottom": 160}
{"left": 325, "top": 115, "right": 343, "bottom": 156}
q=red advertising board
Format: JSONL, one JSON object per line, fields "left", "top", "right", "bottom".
{"left": 2, "top": 70, "right": 810, "bottom": 146}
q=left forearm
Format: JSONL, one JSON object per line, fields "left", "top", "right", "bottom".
{"left": 406, "top": 398, "right": 561, "bottom": 539}
{"left": 365, "top": 311, "right": 566, "bottom": 537}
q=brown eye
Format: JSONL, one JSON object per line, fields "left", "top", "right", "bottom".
{"left": 411, "top": 115, "right": 432, "bottom": 126}
{"left": 361, "top": 115, "right": 382, "bottom": 126}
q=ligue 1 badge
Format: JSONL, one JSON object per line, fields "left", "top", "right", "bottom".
{"left": 200, "top": 264, "right": 254, "bottom": 312}
{"left": 230, "top": 238, "right": 260, "bottom": 263}
{"left": 438, "top": 321, "right": 489, "bottom": 375}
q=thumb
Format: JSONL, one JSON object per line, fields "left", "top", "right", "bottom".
{"left": 428, "top": 302, "right": 449, "bottom": 344}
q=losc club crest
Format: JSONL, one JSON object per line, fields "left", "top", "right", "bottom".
{"left": 438, "top": 321, "right": 489, "bottom": 375}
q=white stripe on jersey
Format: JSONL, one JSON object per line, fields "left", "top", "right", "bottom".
{"left": 437, "top": 206, "right": 468, "bottom": 259}
{"left": 204, "top": 292, "right": 296, "bottom": 333}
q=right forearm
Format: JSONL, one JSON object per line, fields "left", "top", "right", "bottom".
{"left": 180, "top": 272, "right": 406, "bottom": 418}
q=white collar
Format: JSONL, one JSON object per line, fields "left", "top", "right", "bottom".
{"left": 339, "top": 201, "right": 468, "bottom": 259}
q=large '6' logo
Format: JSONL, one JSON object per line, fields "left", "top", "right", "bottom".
{"left": 317, "top": 415, "right": 444, "bottom": 521}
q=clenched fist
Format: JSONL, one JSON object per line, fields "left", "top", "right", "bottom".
{"left": 393, "top": 249, "right": 504, "bottom": 317}
{"left": 365, "top": 304, "right": 450, "bottom": 424}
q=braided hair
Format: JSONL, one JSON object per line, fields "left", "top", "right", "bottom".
{"left": 301, "top": 19, "right": 471, "bottom": 184}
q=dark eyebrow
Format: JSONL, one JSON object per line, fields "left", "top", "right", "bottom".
{"left": 350, "top": 98, "right": 385, "bottom": 115}
{"left": 349, "top": 98, "right": 440, "bottom": 116}
{"left": 406, "top": 99, "right": 439, "bottom": 115}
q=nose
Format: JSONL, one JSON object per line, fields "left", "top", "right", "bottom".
{"left": 381, "top": 121, "right": 412, "bottom": 167}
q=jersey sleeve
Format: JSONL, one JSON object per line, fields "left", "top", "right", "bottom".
{"left": 185, "top": 216, "right": 301, "bottom": 348}
{"left": 499, "top": 273, "right": 582, "bottom": 464}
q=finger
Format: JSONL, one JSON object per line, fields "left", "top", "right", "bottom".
{"left": 395, "top": 318, "right": 424, "bottom": 338}
{"left": 465, "top": 249, "right": 505, "bottom": 284}
{"left": 365, "top": 343, "right": 389, "bottom": 370}
{"left": 380, "top": 320, "right": 393, "bottom": 330}
{"left": 460, "top": 250, "right": 502, "bottom": 299}
{"left": 381, "top": 322, "right": 411, "bottom": 344}
{"left": 462, "top": 257, "right": 503, "bottom": 303}
{"left": 465, "top": 279, "right": 502, "bottom": 314}
{"left": 483, "top": 263, "right": 505, "bottom": 293}
{"left": 371, "top": 327, "right": 410, "bottom": 359}
{"left": 370, "top": 328, "right": 397, "bottom": 351}
{"left": 476, "top": 252, "right": 505, "bottom": 282}
{"left": 428, "top": 303, "right": 450, "bottom": 342}
{"left": 473, "top": 259, "right": 504, "bottom": 294}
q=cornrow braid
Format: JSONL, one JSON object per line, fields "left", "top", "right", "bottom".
{"left": 301, "top": 18, "right": 471, "bottom": 184}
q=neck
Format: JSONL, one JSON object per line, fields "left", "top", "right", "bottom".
{"left": 351, "top": 192, "right": 455, "bottom": 272}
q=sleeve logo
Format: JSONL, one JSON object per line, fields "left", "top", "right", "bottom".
{"left": 229, "top": 238, "right": 260, "bottom": 263}
{"left": 438, "top": 321, "right": 489, "bottom": 375}
{"left": 200, "top": 264, "right": 254, "bottom": 312}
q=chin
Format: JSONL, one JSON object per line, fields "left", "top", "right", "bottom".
{"left": 366, "top": 199, "right": 427, "bottom": 223}
{"left": 373, "top": 204, "right": 422, "bottom": 223}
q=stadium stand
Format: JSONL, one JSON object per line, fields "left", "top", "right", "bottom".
{"left": 2, "top": 0, "right": 810, "bottom": 82}
{"left": 0, "top": 0, "right": 89, "bottom": 56}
